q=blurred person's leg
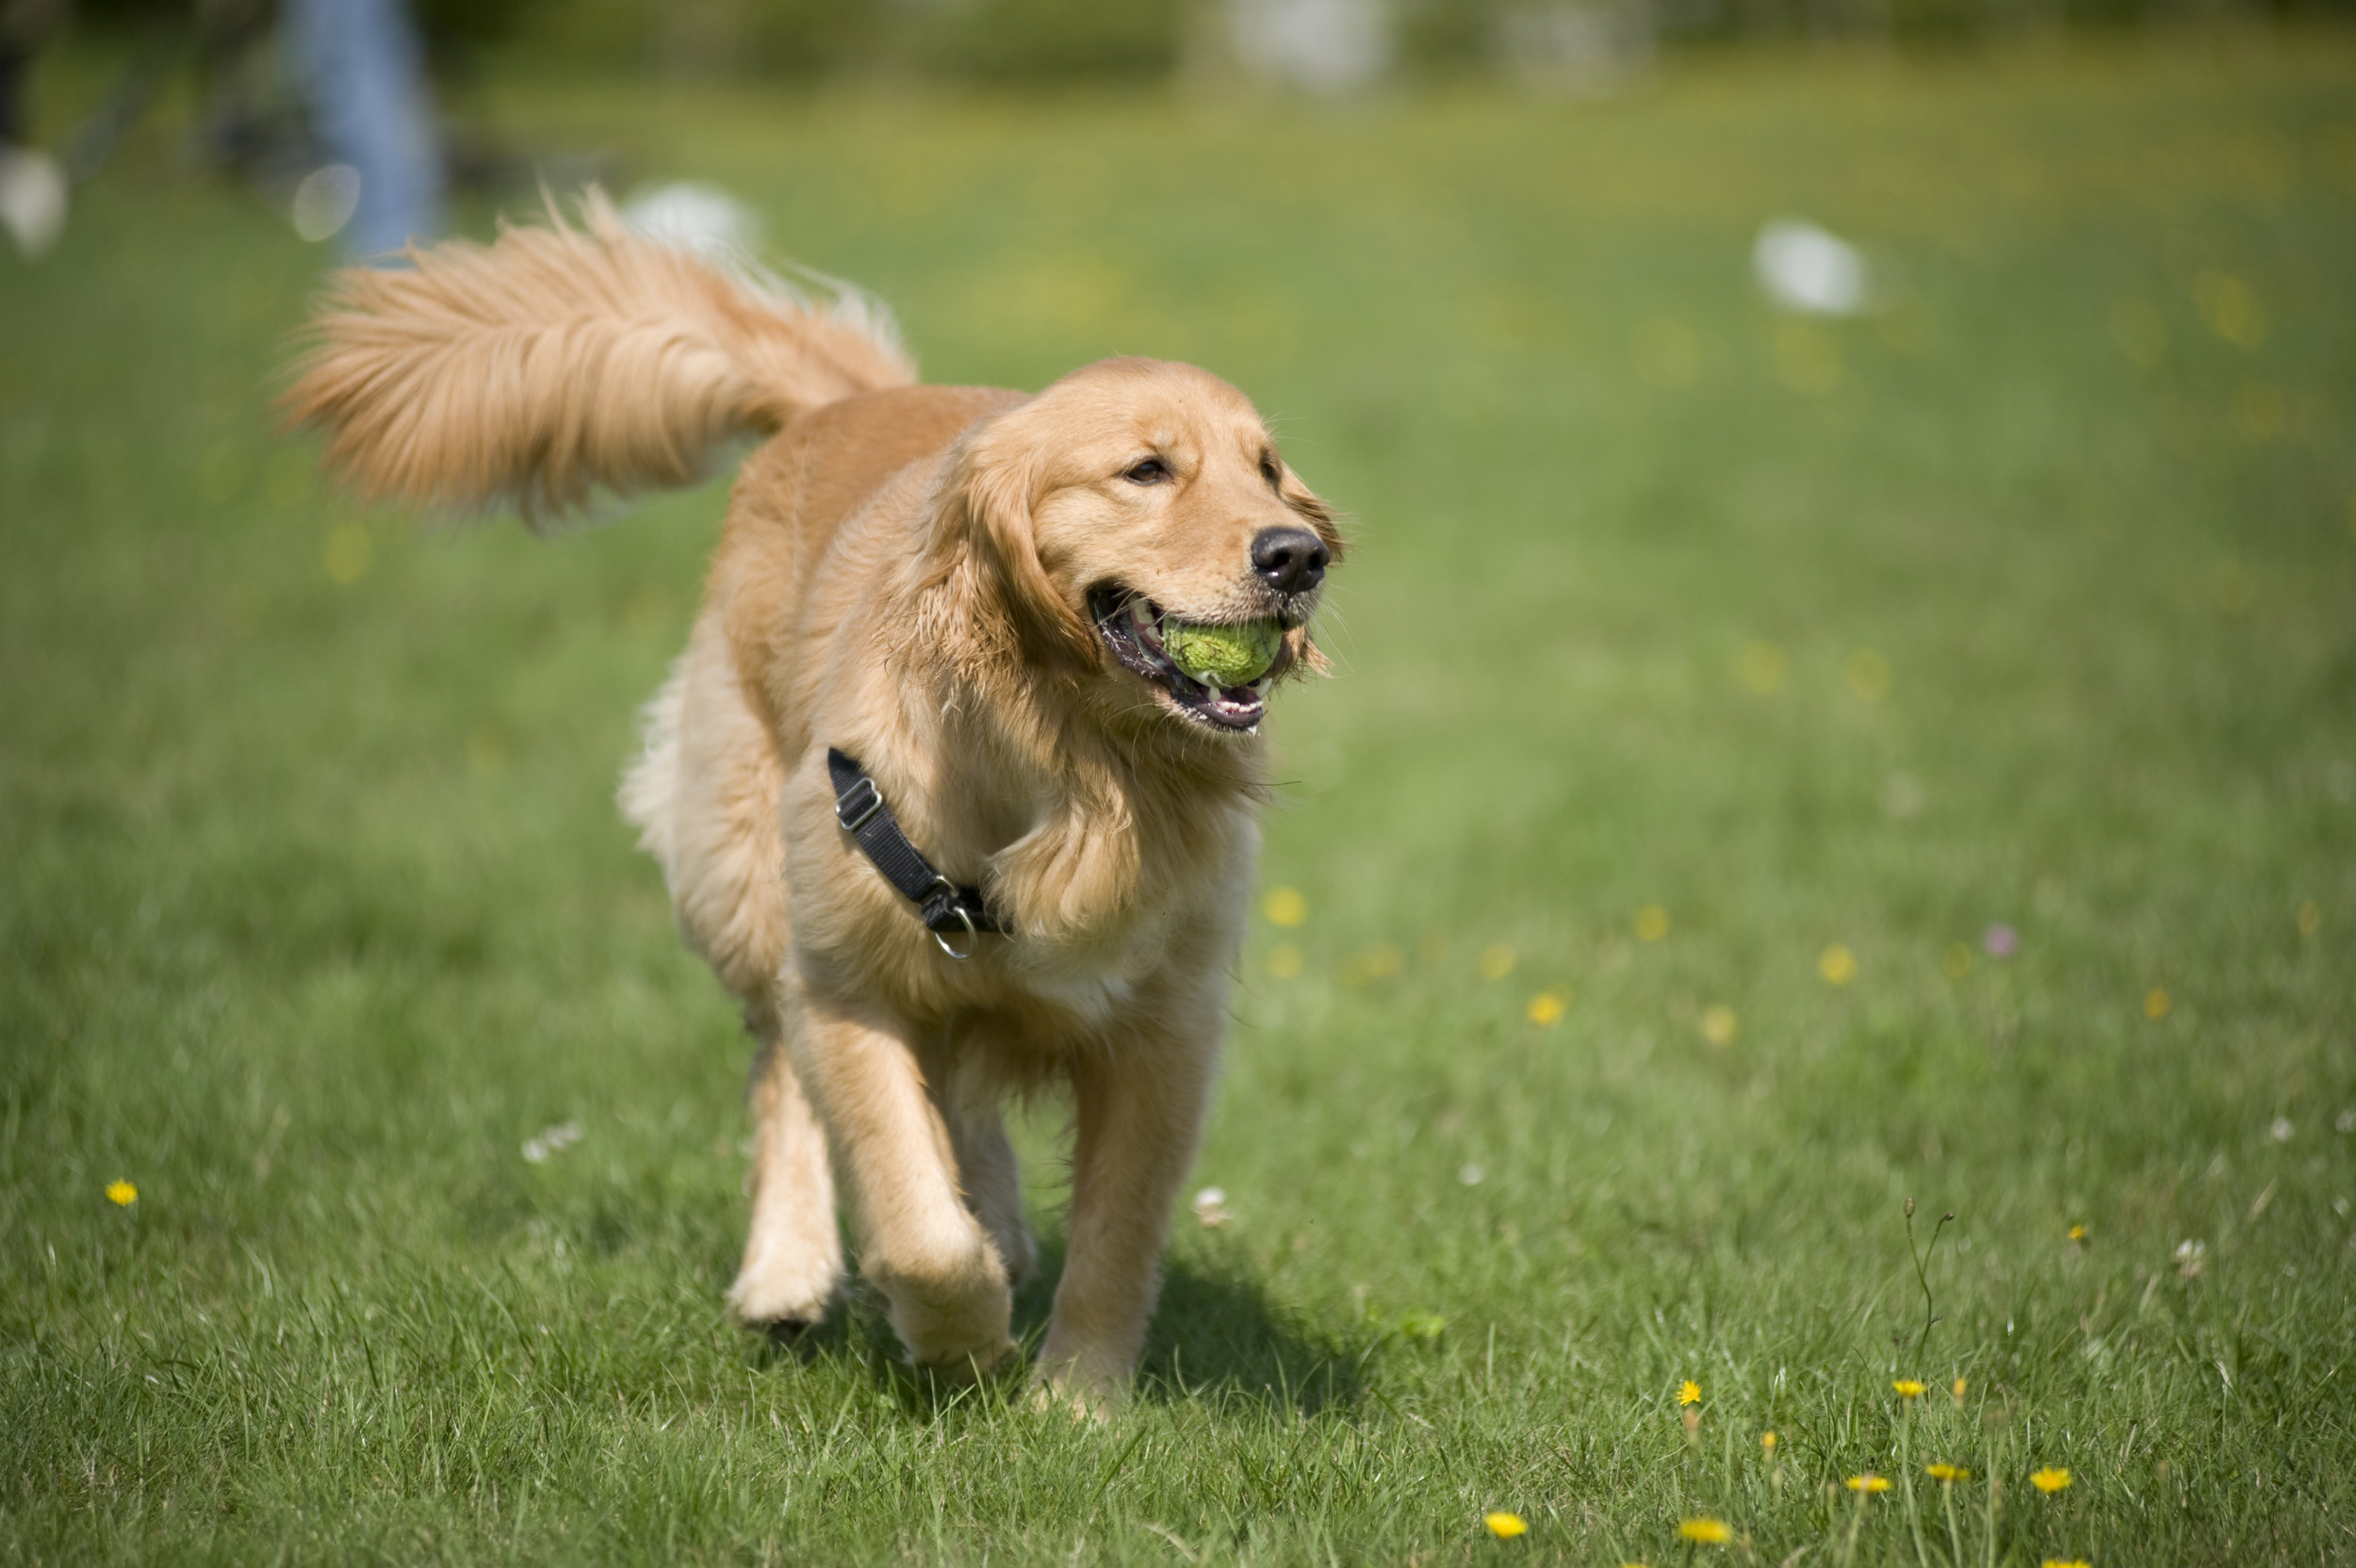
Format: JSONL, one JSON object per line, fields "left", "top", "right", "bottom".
{"left": 286, "top": 0, "right": 442, "bottom": 261}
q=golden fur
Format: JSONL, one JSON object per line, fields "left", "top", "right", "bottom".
{"left": 285, "top": 195, "right": 1342, "bottom": 1405}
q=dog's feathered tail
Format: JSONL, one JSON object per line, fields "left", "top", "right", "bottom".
{"left": 282, "top": 190, "right": 915, "bottom": 528}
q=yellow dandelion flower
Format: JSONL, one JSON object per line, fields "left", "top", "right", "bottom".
{"left": 1951, "top": 1377, "right": 1968, "bottom": 1401}
{"left": 105, "top": 1180, "right": 138, "bottom": 1206}
{"left": 1479, "top": 943, "right": 1516, "bottom": 980}
{"left": 1483, "top": 1511, "right": 1528, "bottom": 1539}
{"left": 1263, "top": 886, "right": 1307, "bottom": 928}
{"left": 1819, "top": 944, "right": 1857, "bottom": 986}
{"left": 2143, "top": 987, "right": 2170, "bottom": 1021}
{"left": 1699, "top": 1004, "right": 1737, "bottom": 1045}
{"left": 1846, "top": 1474, "right": 1891, "bottom": 1494}
{"left": 2068, "top": 1223, "right": 2087, "bottom": 1243}
{"left": 1527, "top": 990, "right": 1566, "bottom": 1025}
{"left": 1635, "top": 905, "right": 1671, "bottom": 942}
{"left": 1893, "top": 1379, "right": 1925, "bottom": 1399}
{"left": 2039, "top": 1560, "right": 2091, "bottom": 1568}
{"left": 1678, "top": 1380, "right": 1701, "bottom": 1406}
{"left": 1926, "top": 1462, "right": 1971, "bottom": 1482}
{"left": 1678, "top": 1517, "right": 1733, "bottom": 1544}
{"left": 1761, "top": 1430, "right": 1777, "bottom": 1453}
{"left": 2030, "top": 1467, "right": 2072, "bottom": 1494}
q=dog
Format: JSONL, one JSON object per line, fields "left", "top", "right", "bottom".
{"left": 285, "top": 195, "right": 1342, "bottom": 1406}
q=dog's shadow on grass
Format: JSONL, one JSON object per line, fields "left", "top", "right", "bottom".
{"left": 759, "top": 1236, "right": 1369, "bottom": 1419}
{"left": 1066, "top": 1239, "right": 1371, "bottom": 1417}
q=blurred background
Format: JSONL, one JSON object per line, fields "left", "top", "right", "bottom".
{"left": 10, "top": 0, "right": 2356, "bottom": 254}
{"left": 4, "top": 0, "right": 2354, "bottom": 1560}
{"left": 31, "top": 0, "right": 2356, "bottom": 101}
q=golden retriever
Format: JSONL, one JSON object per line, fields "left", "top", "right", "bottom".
{"left": 285, "top": 196, "right": 1342, "bottom": 1407}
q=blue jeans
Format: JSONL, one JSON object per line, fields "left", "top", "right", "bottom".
{"left": 286, "top": 0, "right": 443, "bottom": 261}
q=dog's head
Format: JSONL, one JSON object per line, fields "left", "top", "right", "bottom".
{"left": 942, "top": 358, "right": 1342, "bottom": 737}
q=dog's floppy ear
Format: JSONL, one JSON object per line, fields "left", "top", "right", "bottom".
{"left": 942, "top": 420, "right": 1101, "bottom": 675}
{"left": 1272, "top": 461, "right": 1342, "bottom": 678}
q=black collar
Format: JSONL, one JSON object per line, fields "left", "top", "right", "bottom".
{"left": 826, "top": 747, "right": 1011, "bottom": 958}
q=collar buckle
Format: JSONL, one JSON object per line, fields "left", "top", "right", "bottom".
{"left": 834, "top": 776, "right": 884, "bottom": 833}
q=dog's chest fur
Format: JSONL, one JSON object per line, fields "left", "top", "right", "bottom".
{"left": 833, "top": 768, "right": 1259, "bottom": 1050}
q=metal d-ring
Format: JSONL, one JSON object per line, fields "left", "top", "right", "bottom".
{"left": 924, "top": 877, "right": 979, "bottom": 961}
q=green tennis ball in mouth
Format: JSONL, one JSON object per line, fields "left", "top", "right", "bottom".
{"left": 1163, "top": 619, "right": 1284, "bottom": 689}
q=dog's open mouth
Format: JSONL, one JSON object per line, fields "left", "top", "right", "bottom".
{"left": 1089, "top": 586, "right": 1276, "bottom": 733}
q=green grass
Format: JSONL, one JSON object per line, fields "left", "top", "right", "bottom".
{"left": 7, "top": 30, "right": 2356, "bottom": 1566}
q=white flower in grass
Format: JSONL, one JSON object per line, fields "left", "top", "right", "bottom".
{"left": 522, "top": 1122, "right": 583, "bottom": 1164}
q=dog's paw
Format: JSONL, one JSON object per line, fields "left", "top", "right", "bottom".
{"left": 867, "top": 1233, "right": 1016, "bottom": 1375}
{"left": 1026, "top": 1362, "right": 1129, "bottom": 1421}
{"left": 890, "top": 1303, "right": 1018, "bottom": 1380}
{"left": 910, "top": 1334, "right": 1022, "bottom": 1387}
{"left": 726, "top": 1255, "right": 842, "bottom": 1333}
{"left": 882, "top": 1282, "right": 1016, "bottom": 1376}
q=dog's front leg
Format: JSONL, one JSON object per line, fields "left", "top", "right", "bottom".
{"left": 1035, "top": 1030, "right": 1218, "bottom": 1410}
{"left": 787, "top": 995, "right": 1017, "bottom": 1377}
{"left": 728, "top": 1012, "right": 845, "bottom": 1333}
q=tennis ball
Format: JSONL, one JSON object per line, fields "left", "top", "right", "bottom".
{"left": 1163, "top": 619, "right": 1283, "bottom": 689}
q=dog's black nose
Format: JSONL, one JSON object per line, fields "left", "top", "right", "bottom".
{"left": 1251, "top": 527, "right": 1329, "bottom": 595}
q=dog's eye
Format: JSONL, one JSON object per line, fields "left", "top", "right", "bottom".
{"left": 1122, "top": 458, "right": 1169, "bottom": 485}
{"left": 1259, "top": 454, "right": 1282, "bottom": 489}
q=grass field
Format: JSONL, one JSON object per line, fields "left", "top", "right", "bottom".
{"left": 6, "top": 30, "right": 2356, "bottom": 1566}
